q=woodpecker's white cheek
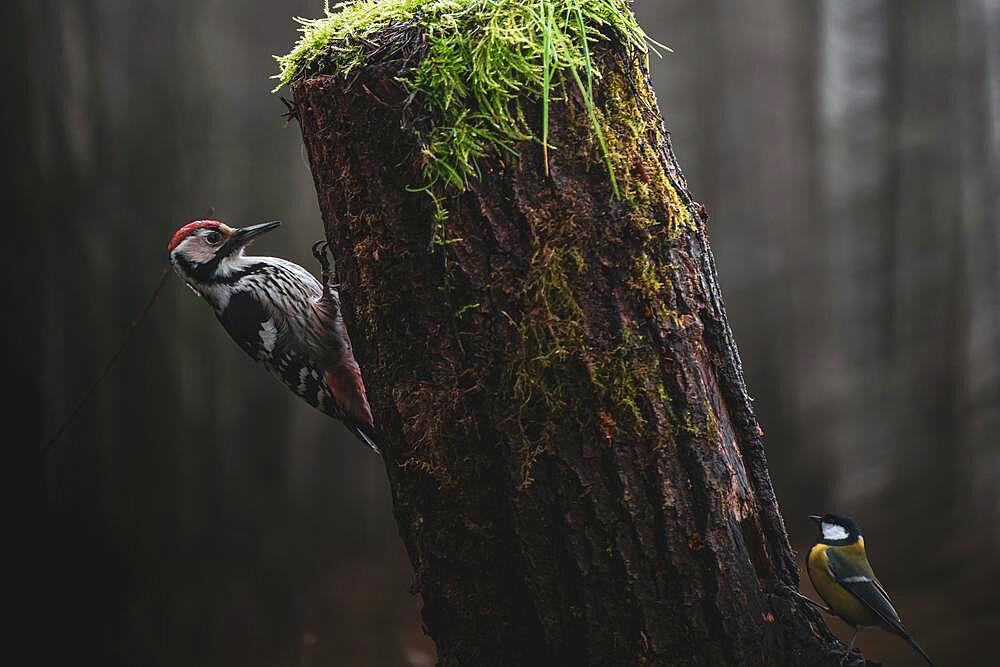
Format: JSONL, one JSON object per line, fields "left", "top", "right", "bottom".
{"left": 177, "top": 237, "right": 217, "bottom": 264}
{"left": 821, "top": 522, "right": 849, "bottom": 541}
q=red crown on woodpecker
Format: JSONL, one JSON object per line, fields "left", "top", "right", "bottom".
{"left": 167, "top": 220, "right": 224, "bottom": 253}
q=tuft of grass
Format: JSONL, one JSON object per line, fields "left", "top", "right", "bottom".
{"left": 276, "top": 0, "right": 667, "bottom": 228}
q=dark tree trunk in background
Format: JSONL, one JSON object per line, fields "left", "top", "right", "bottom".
{"left": 294, "top": 39, "right": 849, "bottom": 666}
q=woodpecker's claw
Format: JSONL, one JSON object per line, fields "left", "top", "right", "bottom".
{"left": 311, "top": 240, "right": 330, "bottom": 266}
{"left": 312, "top": 240, "right": 340, "bottom": 294}
{"left": 280, "top": 96, "right": 299, "bottom": 123}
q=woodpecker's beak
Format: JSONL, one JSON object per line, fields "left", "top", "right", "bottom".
{"left": 808, "top": 515, "right": 823, "bottom": 524}
{"left": 230, "top": 221, "right": 281, "bottom": 247}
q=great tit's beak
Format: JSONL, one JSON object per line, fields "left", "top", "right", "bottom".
{"left": 808, "top": 515, "right": 823, "bottom": 524}
{"left": 230, "top": 221, "right": 281, "bottom": 246}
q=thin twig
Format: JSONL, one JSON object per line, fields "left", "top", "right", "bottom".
{"left": 41, "top": 266, "right": 173, "bottom": 457}
{"left": 361, "top": 83, "right": 390, "bottom": 107}
{"left": 791, "top": 589, "right": 833, "bottom": 614}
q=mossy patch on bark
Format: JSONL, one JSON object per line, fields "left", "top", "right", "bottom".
{"left": 277, "top": 0, "right": 666, "bottom": 236}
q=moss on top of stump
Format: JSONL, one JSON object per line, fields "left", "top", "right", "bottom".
{"left": 276, "top": 0, "right": 664, "bottom": 219}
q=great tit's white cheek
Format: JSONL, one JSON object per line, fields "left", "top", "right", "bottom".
{"left": 821, "top": 522, "right": 849, "bottom": 541}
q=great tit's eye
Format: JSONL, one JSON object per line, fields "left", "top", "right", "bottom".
{"left": 205, "top": 231, "right": 223, "bottom": 246}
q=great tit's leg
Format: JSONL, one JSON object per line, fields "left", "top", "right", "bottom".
{"left": 839, "top": 628, "right": 861, "bottom": 666}
{"left": 846, "top": 628, "right": 859, "bottom": 652}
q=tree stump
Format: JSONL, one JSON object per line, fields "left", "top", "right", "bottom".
{"left": 292, "top": 17, "right": 852, "bottom": 667}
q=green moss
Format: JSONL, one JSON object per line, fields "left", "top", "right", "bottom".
{"left": 703, "top": 399, "right": 719, "bottom": 442}
{"left": 589, "top": 70, "right": 696, "bottom": 238}
{"left": 510, "top": 242, "right": 671, "bottom": 486}
{"left": 604, "top": 325, "right": 655, "bottom": 429}
{"left": 512, "top": 245, "right": 588, "bottom": 413}
{"left": 502, "top": 63, "right": 699, "bottom": 480}
{"left": 511, "top": 245, "right": 591, "bottom": 487}
{"left": 627, "top": 251, "right": 674, "bottom": 325}
{"left": 455, "top": 301, "right": 481, "bottom": 318}
{"left": 631, "top": 252, "right": 662, "bottom": 294}
{"left": 277, "top": 0, "right": 666, "bottom": 223}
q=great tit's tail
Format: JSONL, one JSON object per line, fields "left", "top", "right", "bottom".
{"left": 902, "top": 632, "right": 934, "bottom": 667}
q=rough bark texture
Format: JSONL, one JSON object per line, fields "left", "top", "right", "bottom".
{"left": 294, "top": 42, "right": 852, "bottom": 666}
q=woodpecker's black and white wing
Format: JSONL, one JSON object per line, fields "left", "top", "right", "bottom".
{"left": 218, "top": 290, "right": 330, "bottom": 412}
{"left": 826, "top": 549, "right": 935, "bottom": 666}
{"left": 217, "top": 290, "right": 379, "bottom": 453}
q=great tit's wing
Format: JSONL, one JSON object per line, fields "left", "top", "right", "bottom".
{"left": 826, "top": 549, "right": 936, "bottom": 665}
{"left": 825, "top": 548, "right": 904, "bottom": 632}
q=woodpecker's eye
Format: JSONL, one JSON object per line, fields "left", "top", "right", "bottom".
{"left": 205, "top": 231, "right": 223, "bottom": 246}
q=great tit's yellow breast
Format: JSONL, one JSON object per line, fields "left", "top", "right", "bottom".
{"left": 807, "top": 543, "right": 881, "bottom": 628}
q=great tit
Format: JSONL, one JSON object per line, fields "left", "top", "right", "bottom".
{"left": 806, "top": 513, "right": 934, "bottom": 666}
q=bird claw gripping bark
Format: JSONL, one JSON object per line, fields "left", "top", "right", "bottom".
{"left": 839, "top": 648, "right": 865, "bottom": 666}
{"left": 311, "top": 239, "right": 340, "bottom": 295}
{"left": 279, "top": 96, "right": 299, "bottom": 123}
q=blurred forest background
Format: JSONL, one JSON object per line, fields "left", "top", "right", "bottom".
{"left": 6, "top": 1, "right": 997, "bottom": 665}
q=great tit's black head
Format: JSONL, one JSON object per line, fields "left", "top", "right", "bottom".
{"left": 809, "top": 513, "right": 862, "bottom": 546}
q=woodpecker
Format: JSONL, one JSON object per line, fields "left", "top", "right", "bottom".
{"left": 167, "top": 219, "right": 378, "bottom": 453}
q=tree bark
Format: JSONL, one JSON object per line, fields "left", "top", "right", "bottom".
{"left": 293, "top": 34, "right": 850, "bottom": 666}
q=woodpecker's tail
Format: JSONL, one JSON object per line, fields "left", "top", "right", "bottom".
{"left": 350, "top": 424, "right": 381, "bottom": 456}
{"left": 324, "top": 366, "right": 374, "bottom": 434}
